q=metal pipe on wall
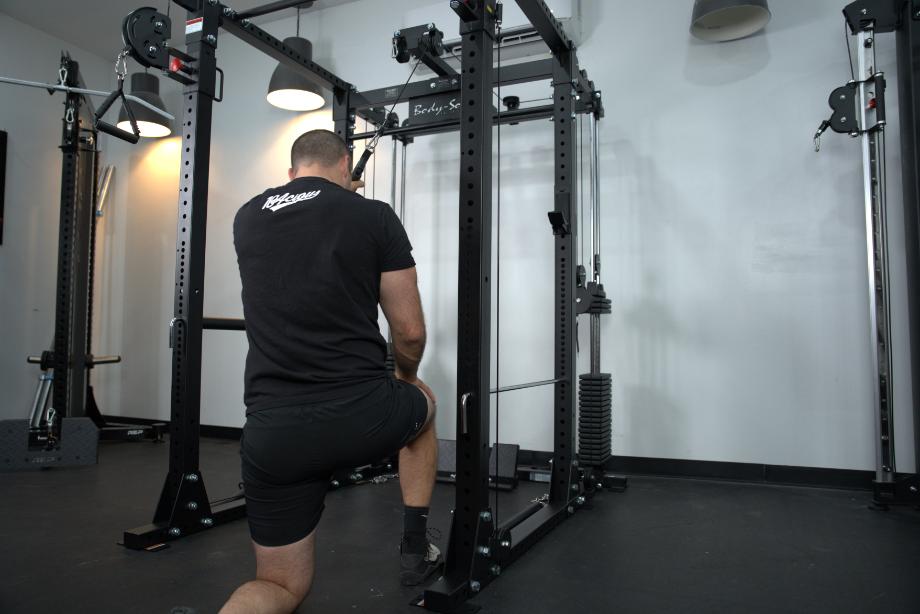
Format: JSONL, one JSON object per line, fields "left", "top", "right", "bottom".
{"left": 29, "top": 374, "right": 53, "bottom": 429}
{"left": 96, "top": 166, "right": 114, "bottom": 216}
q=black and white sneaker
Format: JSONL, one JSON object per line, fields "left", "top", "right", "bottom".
{"left": 400, "top": 541, "right": 443, "bottom": 586}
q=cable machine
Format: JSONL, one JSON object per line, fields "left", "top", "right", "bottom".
{"left": 112, "top": 0, "right": 622, "bottom": 609}
{"left": 814, "top": 0, "right": 920, "bottom": 506}
{"left": 0, "top": 53, "right": 171, "bottom": 470}
{"left": 337, "top": 10, "right": 628, "bottom": 607}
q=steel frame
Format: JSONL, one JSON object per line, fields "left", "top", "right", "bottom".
{"left": 123, "top": 0, "right": 366, "bottom": 551}
{"left": 899, "top": 0, "right": 920, "bottom": 485}
{"left": 52, "top": 54, "right": 97, "bottom": 422}
{"left": 8, "top": 54, "right": 160, "bottom": 457}
{"left": 419, "top": 1, "right": 598, "bottom": 610}
{"left": 877, "top": 0, "right": 920, "bottom": 505}
{"left": 833, "top": 0, "right": 920, "bottom": 506}
{"left": 0, "top": 130, "right": 5, "bottom": 245}
{"left": 122, "top": 5, "right": 611, "bottom": 608}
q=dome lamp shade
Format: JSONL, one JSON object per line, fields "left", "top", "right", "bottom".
{"left": 266, "top": 37, "right": 326, "bottom": 111}
{"left": 690, "top": 0, "right": 772, "bottom": 42}
{"left": 117, "top": 72, "right": 172, "bottom": 138}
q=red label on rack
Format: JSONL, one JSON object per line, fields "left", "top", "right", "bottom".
{"left": 186, "top": 17, "right": 203, "bottom": 34}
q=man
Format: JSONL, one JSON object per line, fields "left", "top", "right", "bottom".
{"left": 221, "top": 129, "right": 440, "bottom": 614}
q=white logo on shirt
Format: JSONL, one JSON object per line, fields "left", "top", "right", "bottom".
{"left": 262, "top": 190, "right": 322, "bottom": 212}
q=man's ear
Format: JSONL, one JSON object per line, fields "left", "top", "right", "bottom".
{"left": 288, "top": 167, "right": 296, "bottom": 181}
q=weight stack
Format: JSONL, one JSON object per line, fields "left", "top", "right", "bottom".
{"left": 578, "top": 373, "right": 612, "bottom": 466}
{"left": 385, "top": 342, "right": 396, "bottom": 375}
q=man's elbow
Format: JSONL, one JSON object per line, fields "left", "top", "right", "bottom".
{"left": 398, "top": 325, "right": 426, "bottom": 347}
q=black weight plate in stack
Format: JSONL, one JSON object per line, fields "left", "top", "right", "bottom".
{"left": 578, "top": 372, "right": 613, "bottom": 465}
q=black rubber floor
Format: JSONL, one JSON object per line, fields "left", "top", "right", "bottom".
{"left": 1, "top": 438, "right": 919, "bottom": 613}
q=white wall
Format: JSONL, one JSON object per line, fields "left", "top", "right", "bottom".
{"left": 592, "top": 1, "right": 912, "bottom": 471}
{"left": 0, "top": 13, "right": 112, "bottom": 419}
{"left": 47, "top": 0, "right": 919, "bottom": 471}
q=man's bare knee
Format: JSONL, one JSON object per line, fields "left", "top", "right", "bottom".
{"left": 286, "top": 582, "right": 311, "bottom": 605}
{"left": 254, "top": 568, "right": 311, "bottom": 604}
{"left": 267, "top": 572, "right": 311, "bottom": 604}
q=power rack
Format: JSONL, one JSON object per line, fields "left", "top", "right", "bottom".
{"left": 115, "top": 1, "right": 622, "bottom": 610}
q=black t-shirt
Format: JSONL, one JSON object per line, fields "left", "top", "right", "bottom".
{"left": 233, "top": 176, "right": 414, "bottom": 412}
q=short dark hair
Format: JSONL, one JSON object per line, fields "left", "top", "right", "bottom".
{"left": 290, "top": 129, "right": 349, "bottom": 169}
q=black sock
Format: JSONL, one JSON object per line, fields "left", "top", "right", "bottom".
{"left": 403, "top": 505, "right": 429, "bottom": 554}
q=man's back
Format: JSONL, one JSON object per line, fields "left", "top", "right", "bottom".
{"left": 233, "top": 175, "right": 414, "bottom": 412}
{"left": 222, "top": 129, "right": 439, "bottom": 613}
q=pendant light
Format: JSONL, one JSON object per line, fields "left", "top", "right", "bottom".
{"left": 266, "top": 6, "right": 326, "bottom": 111}
{"left": 690, "top": 0, "right": 772, "bottom": 42}
{"left": 116, "top": 72, "right": 172, "bottom": 138}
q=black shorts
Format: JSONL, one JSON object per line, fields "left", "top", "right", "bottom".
{"left": 240, "top": 377, "right": 428, "bottom": 547}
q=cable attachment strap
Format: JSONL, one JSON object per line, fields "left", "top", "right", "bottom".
{"left": 93, "top": 47, "right": 140, "bottom": 144}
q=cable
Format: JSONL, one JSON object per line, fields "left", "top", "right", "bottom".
{"left": 844, "top": 17, "right": 855, "bottom": 82}
{"left": 374, "top": 58, "right": 421, "bottom": 147}
{"left": 361, "top": 118, "right": 368, "bottom": 197}
{"left": 494, "top": 16, "right": 502, "bottom": 528}
{"left": 352, "top": 58, "right": 422, "bottom": 182}
{"left": 577, "top": 111, "right": 584, "bottom": 270}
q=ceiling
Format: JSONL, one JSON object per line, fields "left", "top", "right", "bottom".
{"left": 0, "top": 0, "right": 363, "bottom": 60}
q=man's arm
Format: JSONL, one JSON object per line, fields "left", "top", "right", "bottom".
{"left": 380, "top": 267, "right": 426, "bottom": 382}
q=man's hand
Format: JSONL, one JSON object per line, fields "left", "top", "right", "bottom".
{"left": 396, "top": 371, "right": 437, "bottom": 404}
{"left": 350, "top": 179, "right": 365, "bottom": 192}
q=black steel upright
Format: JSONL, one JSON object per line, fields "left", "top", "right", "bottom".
{"left": 897, "top": 0, "right": 920, "bottom": 476}
{"left": 424, "top": 2, "right": 497, "bottom": 610}
{"left": 155, "top": 0, "right": 220, "bottom": 526}
{"left": 549, "top": 46, "right": 579, "bottom": 506}
{"left": 422, "top": 1, "right": 598, "bottom": 610}
{"left": 52, "top": 55, "right": 97, "bottom": 422}
{"left": 123, "top": 0, "right": 359, "bottom": 549}
{"left": 0, "top": 130, "right": 6, "bottom": 245}
{"left": 123, "top": 1, "right": 243, "bottom": 549}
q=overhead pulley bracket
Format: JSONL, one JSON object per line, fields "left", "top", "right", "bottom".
{"left": 122, "top": 7, "right": 172, "bottom": 70}
{"left": 122, "top": 7, "right": 202, "bottom": 87}
{"left": 814, "top": 72, "right": 886, "bottom": 150}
